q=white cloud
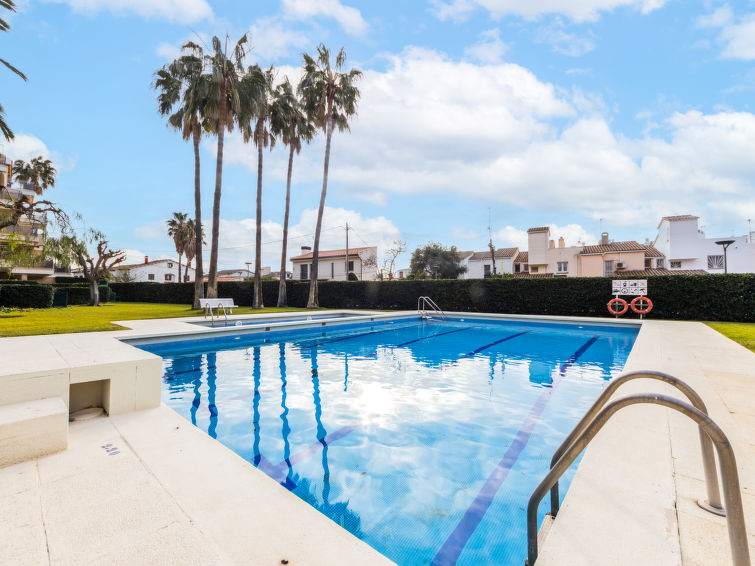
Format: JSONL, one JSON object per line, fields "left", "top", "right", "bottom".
{"left": 155, "top": 42, "right": 181, "bottom": 61}
{"left": 494, "top": 224, "right": 597, "bottom": 248}
{"left": 3, "top": 133, "right": 74, "bottom": 170}
{"left": 43, "top": 0, "right": 212, "bottom": 24}
{"left": 535, "top": 19, "right": 595, "bottom": 57}
{"left": 463, "top": 28, "right": 509, "bottom": 63}
{"left": 720, "top": 15, "right": 755, "bottom": 60}
{"left": 431, "top": 0, "right": 668, "bottom": 23}
{"left": 132, "top": 219, "right": 167, "bottom": 240}
{"left": 451, "top": 227, "right": 478, "bottom": 240}
{"left": 215, "top": 46, "right": 755, "bottom": 238}
{"left": 248, "top": 18, "right": 310, "bottom": 62}
{"left": 695, "top": 5, "right": 733, "bottom": 29}
{"left": 281, "top": 0, "right": 367, "bottom": 36}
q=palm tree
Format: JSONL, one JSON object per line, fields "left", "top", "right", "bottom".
{"left": 12, "top": 157, "right": 56, "bottom": 194}
{"left": 1, "top": 0, "right": 27, "bottom": 141}
{"left": 184, "top": 218, "right": 205, "bottom": 282}
{"left": 197, "top": 34, "right": 248, "bottom": 298}
{"left": 167, "top": 212, "right": 189, "bottom": 282}
{"left": 298, "top": 45, "right": 362, "bottom": 308}
{"left": 239, "top": 64, "right": 275, "bottom": 309}
{"left": 154, "top": 48, "right": 207, "bottom": 307}
{"left": 270, "top": 77, "right": 315, "bottom": 307}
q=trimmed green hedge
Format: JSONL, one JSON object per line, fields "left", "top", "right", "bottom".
{"left": 0, "top": 283, "right": 54, "bottom": 308}
{"left": 106, "top": 274, "right": 755, "bottom": 322}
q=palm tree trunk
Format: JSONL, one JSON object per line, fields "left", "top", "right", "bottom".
{"left": 192, "top": 127, "right": 204, "bottom": 308}
{"left": 177, "top": 253, "right": 182, "bottom": 283}
{"left": 307, "top": 116, "right": 334, "bottom": 309}
{"left": 253, "top": 123, "right": 264, "bottom": 309}
{"left": 277, "top": 142, "right": 295, "bottom": 307}
{"left": 207, "top": 87, "right": 227, "bottom": 299}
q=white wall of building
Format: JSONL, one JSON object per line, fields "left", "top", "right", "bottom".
{"left": 654, "top": 218, "right": 755, "bottom": 273}
{"left": 465, "top": 256, "right": 514, "bottom": 278}
{"left": 292, "top": 247, "right": 378, "bottom": 281}
{"left": 117, "top": 259, "right": 195, "bottom": 283}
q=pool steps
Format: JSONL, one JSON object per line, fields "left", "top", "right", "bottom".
{"left": 0, "top": 397, "right": 67, "bottom": 467}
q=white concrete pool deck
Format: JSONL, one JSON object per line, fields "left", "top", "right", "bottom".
{"left": 0, "top": 313, "right": 753, "bottom": 565}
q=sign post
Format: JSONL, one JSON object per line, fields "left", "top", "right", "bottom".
{"left": 610, "top": 279, "right": 650, "bottom": 318}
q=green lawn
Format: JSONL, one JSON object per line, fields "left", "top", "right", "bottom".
{"left": 706, "top": 322, "right": 755, "bottom": 353}
{"left": 0, "top": 302, "right": 312, "bottom": 337}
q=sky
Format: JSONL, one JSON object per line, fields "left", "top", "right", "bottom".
{"left": 3, "top": 0, "right": 755, "bottom": 270}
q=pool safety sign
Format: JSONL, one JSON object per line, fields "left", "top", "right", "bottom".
{"left": 612, "top": 279, "right": 647, "bottom": 296}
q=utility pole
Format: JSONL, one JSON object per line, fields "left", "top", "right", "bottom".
{"left": 344, "top": 222, "right": 349, "bottom": 280}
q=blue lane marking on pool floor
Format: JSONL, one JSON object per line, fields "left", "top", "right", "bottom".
{"left": 431, "top": 335, "right": 600, "bottom": 566}
{"left": 361, "top": 327, "right": 477, "bottom": 359}
{"left": 459, "top": 331, "right": 530, "bottom": 359}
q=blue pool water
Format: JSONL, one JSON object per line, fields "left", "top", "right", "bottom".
{"left": 139, "top": 317, "right": 637, "bottom": 565}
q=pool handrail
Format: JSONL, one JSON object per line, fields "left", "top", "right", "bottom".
{"left": 549, "top": 370, "right": 724, "bottom": 517}
{"left": 526, "top": 393, "right": 749, "bottom": 566}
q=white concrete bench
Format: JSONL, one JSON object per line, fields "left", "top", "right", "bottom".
{"left": 198, "top": 298, "right": 237, "bottom": 315}
{"left": 0, "top": 397, "right": 67, "bottom": 467}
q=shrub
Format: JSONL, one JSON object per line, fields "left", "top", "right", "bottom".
{"left": 0, "top": 284, "right": 54, "bottom": 308}
{"left": 104, "top": 274, "right": 755, "bottom": 322}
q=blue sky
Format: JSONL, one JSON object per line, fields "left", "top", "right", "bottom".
{"left": 4, "top": 0, "right": 755, "bottom": 269}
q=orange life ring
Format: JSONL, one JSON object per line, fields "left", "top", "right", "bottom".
{"left": 630, "top": 296, "right": 653, "bottom": 314}
{"left": 607, "top": 297, "right": 629, "bottom": 316}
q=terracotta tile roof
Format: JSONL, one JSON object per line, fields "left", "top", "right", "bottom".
{"left": 514, "top": 251, "right": 528, "bottom": 263}
{"left": 290, "top": 246, "right": 371, "bottom": 261}
{"left": 641, "top": 244, "right": 664, "bottom": 258}
{"left": 513, "top": 272, "right": 554, "bottom": 278}
{"left": 469, "top": 247, "right": 518, "bottom": 260}
{"left": 580, "top": 241, "right": 646, "bottom": 254}
{"left": 657, "top": 214, "right": 699, "bottom": 228}
{"left": 457, "top": 250, "right": 474, "bottom": 259}
{"left": 527, "top": 226, "right": 549, "bottom": 233}
{"left": 116, "top": 258, "right": 181, "bottom": 270}
{"left": 619, "top": 268, "right": 708, "bottom": 276}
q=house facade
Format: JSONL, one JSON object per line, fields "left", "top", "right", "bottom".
{"left": 290, "top": 246, "right": 378, "bottom": 281}
{"left": 461, "top": 248, "right": 519, "bottom": 278}
{"left": 653, "top": 215, "right": 755, "bottom": 273}
{"left": 114, "top": 256, "right": 195, "bottom": 283}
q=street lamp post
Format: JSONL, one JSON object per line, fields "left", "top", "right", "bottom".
{"left": 714, "top": 240, "right": 735, "bottom": 274}
{"left": 245, "top": 261, "right": 252, "bottom": 278}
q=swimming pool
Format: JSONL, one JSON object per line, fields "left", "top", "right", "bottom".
{"left": 139, "top": 316, "right": 637, "bottom": 565}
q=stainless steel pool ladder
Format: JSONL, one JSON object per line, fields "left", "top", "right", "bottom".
{"left": 417, "top": 296, "right": 446, "bottom": 320}
{"left": 206, "top": 304, "right": 230, "bottom": 327}
{"left": 525, "top": 370, "right": 750, "bottom": 566}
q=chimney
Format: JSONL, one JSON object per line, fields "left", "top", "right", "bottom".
{"left": 144, "top": 256, "right": 149, "bottom": 264}
{"left": 558, "top": 237, "right": 565, "bottom": 248}
{"left": 600, "top": 232, "right": 610, "bottom": 246}
{"left": 549, "top": 239, "right": 555, "bottom": 248}
{"left": 301, "top": 246, "right": 312, "bottom": 254}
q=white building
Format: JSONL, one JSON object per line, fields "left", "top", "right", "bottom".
{"left": 290, "top": 246, "right": 378, "bottom": 281}
{"left": 653, "top": 215, "right": 755, "bottom": 273}
{"left": 460, "top": 248, "right": 519, "bottom": 278}
{"left": 114, "top": 256, "right": 195, "bottom": 283}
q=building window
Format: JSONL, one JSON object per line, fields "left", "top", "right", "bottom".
{"left": 348, "top": 260, "right": 354, "bottom": 272}
{"left": 483, "top": 264, "right": 491, "bottom": 276}
{"left": 557, "top": 261, "right": 568, "bottom": 273}
{"left": 168, "top": 262, "right": 173, "bottom": 268}
{"left": 530, "top": 266, "right": 538, "bottom": 273}
{"left": 707, "top": 255, "right": 724, "bottom": 269}
{"left": 524, "top": 264, "right": 529, "bottom": 272}
{"left": 644, "top": 258, "right": 651, "bottom": 268}
{"left": 604, "top": 260, "right": 614, "bottom": 276}
{"left": 147, "top": 273, "right": 154, "bottom": 281}
{"left": 515, "top": 263, "right": 521, "bottom": 273}
{"left": 656, "top": 258, "right": 664, "bottom": 268}
{"left": 300, "top": 263, "right": 309, "bottom": 280}
{"left": 670, "top": 261, "right": 681, "bottom": 269}
{"left": 165, "top": 274, "right": 173, "bottom": 281}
